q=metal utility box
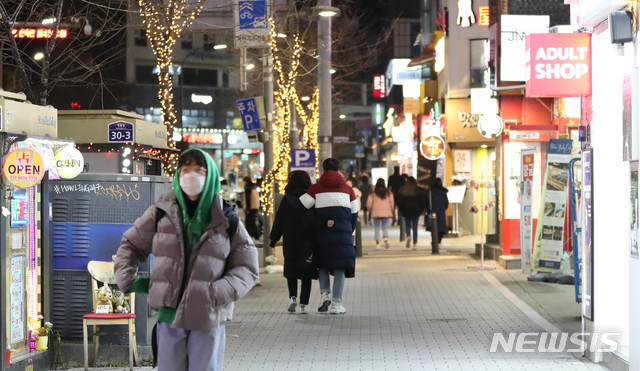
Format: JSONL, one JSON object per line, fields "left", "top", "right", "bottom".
{"left": 48, "top": 173, "right": 172, "bottom": 344}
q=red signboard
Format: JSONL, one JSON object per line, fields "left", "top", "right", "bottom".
{"left": 373, "top": 74, "right": 387, "bottom": 98}
{"left": 12, "top": 28, "right": 68, "bottom": 39}
{"left": 525, "top": 33, "right": 592, "bottom": 98}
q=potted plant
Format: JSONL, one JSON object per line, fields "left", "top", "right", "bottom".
{"left": 28, "top": 316, "right": 53, "bottom": 351}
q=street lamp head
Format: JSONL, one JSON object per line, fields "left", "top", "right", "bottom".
{"left": 42, "top": 17, "right": 56, "bottom": 25}
{"left": 213, "top": 44, "right": 228, "bottom": 50}
{"left": 314, "top": 6, "right": 340, "bottom": 17}
{"left": 34, "top": 52, "right": 44, "bottom": 61}
{"left": 246, "top": 63, "right": 255, "bottom": 70}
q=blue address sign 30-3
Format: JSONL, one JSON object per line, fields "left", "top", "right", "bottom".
{"left": 108, "top": 121, "right": 134, "bottom": 143}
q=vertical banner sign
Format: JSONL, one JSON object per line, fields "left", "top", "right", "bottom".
{"left": 582, "top": 149, "right": 593, "bottom": 320}
{"left": 234, "top": 0, "right": 269, "bottom": 48}
{"left": 538, "top": 139, "right": 572, "bottom": 269}
{"left": 520, "top": 148, "right": 536, "bottom": 273}
{"left": 631, "top": 161, "right": 639, "bottom": 258}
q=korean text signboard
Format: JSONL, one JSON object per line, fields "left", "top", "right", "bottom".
{"left": 108, "top": 121, "right": 134, "bottom": 143}
{"left": 525, "top": 33, "right": 592, "bottom": 98}
{"left": 237, "top": 97, "right": 265, "bottom": 131}
{"left": 520, "top": 148, "right": 536, "bottom": 273}
{"left": 537, "top": 139, "right": 572, "bottom": 269}
{"left": 234, "top": 0, "right": 269, "bottom": 48}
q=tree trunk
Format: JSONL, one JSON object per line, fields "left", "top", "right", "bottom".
{"left": 157, "top": 67, "right": 176, "bottom": 148}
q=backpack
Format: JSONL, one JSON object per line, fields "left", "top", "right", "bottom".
{"left": 151, "top": 200, "right": 239, "bottom": 366}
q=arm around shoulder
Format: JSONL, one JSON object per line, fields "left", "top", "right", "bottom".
{"left": 210, "top": 223, "right": 259, "bottom": 306}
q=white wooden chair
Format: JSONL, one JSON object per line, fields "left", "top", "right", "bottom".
{"left": 83, "top": 261, "right": 137, "bottom": 370}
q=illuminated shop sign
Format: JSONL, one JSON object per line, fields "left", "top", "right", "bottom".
{"left": 525, "top": 33, "right": 592, "bottom": 98}
{"left": 478, "top": 6, "right": 490, "bottom": 26}
{"left": 373, "top": 74, "right": 387, "bottom": 98}
{"left": 3, "top": 148, "right": 45, "bottom": 188}
{"left": 12, "top": 28, "right": 68, "bottom": 39}
{"left": 10, "top": 192, "right": 27, "bottom": 227}
{"left": 420, "top": 135, "right": 445, "bottom": 160}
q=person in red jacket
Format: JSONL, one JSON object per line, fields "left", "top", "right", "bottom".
{"left": 299, "top": 158, "right": 358, "bottom": 314}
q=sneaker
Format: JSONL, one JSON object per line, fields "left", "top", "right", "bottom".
{"left": 406, "top": 238, "right": 411, "bottom": 248}
{"left": 318, "top": 293, "right": 331, "bottom": 312}
{"left": 329, "top": 302, "right": 346, "bottom": 314}
{"left": 288, "top": 297, "right": 297, "bottom": 313}
{"left": 299, "top": 304, "right": 308, "bottom": 314}
{"left": 384, "top": 239, "right": 390, "bottom": 249}
{"left": 376, "top": 244, "right": 381, "bottom": 250}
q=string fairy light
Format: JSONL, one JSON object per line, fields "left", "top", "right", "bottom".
{"left": 261, "top": 18, "right": 320, "bottom": 215}
{"left": 137, "top": 0, "right": 205, "bottom": 175}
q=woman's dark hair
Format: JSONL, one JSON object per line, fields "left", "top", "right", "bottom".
{"left": 374, "top": 178, "right": 389, "bottom": 199}
{"left": 405, "top": 176, "right": 417, "bottom": 186}
{"left": 432, "top": 178, "right": 443, "bottom": 188}
{"left": 285, "top": 170, "right": 312, "bottom": 192}
{"left": 361, "top": 175, "right": 369, "bottom": 184}
{"left": 178, "top": 149, "right": 207, "bottom": 168}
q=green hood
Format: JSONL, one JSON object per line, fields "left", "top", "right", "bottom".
{"left": 173, "top": 148, "right": 220, "bottom": 256}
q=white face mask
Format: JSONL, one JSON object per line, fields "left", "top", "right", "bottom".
{"left": 179, "top": 172, "right": 206, "bottom": 197}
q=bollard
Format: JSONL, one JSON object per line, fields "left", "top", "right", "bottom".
{"left": 430, "top": 212, "right": 439, "bottom": 254}
{"left": 355, "top": 219, "right": 362, "bottom": 257}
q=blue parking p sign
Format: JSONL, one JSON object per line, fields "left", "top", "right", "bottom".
{"left": 291, "top": 149, "right": 315, "bottom": 168}
{"left": 237, "top": 97, "right": 263, "bottom": 131}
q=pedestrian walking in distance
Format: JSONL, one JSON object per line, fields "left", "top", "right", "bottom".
{"left": 270, "top": 170, "right": 335, "bottom": 314}
{"left": 358, "top": 175, "right": 373, "bottom": 225}
{"left": 299, "top": 158, "right": 359, "bottom": 314}
{"left": 428, "top": 178, "right": 450, "bottom": 244}
{"left": 114, "top": 148, "right": 259, "bottom": 371}
{"left": 243, "top": 176, "right": 262, "bottom": 240}
{"left": 367, "top": 178, "right": 395, "bottom": 249}
{"left": 397, "top": 176, "right": 427, "bottom": 249}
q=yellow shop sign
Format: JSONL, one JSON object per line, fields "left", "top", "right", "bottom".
{"left": 3, "top": 148, "right": 44, "bottom": 188}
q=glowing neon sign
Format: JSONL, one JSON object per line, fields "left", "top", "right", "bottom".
{"left": 12, "top": 28, "right": 68, "bottom": 39}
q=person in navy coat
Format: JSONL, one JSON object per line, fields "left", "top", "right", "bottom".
{"left": 299, "top": 158, "right": 358, "bottom": 314}
{"left": 428, "top": 178, "right": 449, "bottom": 243}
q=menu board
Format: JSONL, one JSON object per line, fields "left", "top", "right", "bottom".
{"left": 10, "top": 255, "right": 25, "bottom": 343}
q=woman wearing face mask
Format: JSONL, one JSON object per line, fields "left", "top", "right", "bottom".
{"left": 114, "top": 148, "right": 259, "bottom": 371}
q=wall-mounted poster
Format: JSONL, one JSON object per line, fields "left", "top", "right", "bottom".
{"left": 10, "top": 192, "right": 27, "bottom": 227}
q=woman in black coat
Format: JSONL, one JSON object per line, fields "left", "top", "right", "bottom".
{"left": 269, "top": 170, "right": 332, "bottom": 314}
{"left": 427, "top": 178, "right": 450, "bottom": 243}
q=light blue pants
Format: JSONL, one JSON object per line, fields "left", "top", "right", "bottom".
{"left": 157, "top": 322, "right": 225, "bottom": 371}
{"left": 319, "top": 268, "right": 345, "bottom": 303}
{"left": 373, "top": 217, "right": 391, "bottom": 242}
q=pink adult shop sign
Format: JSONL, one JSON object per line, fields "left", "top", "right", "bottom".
{"left": 525, "top": 33, "right": 592, "bottom": 98}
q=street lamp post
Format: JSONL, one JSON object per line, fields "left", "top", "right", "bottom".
{"left": 317, "top": 1, "right": 337, "bottom": 165}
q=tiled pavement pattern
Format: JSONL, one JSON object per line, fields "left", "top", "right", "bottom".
{"left": 67, "top": 225, "right": 607, "bottom": 370}
{"left": 225, "top": 250, "right": 606, "bottom": 371}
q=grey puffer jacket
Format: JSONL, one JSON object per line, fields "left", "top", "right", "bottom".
{"left": 114, "top": 191, "right": 259, "bottom": 330}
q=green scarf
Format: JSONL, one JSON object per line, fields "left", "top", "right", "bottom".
{"left": 173, "top": 148, "right": 221, "bottom": 261}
